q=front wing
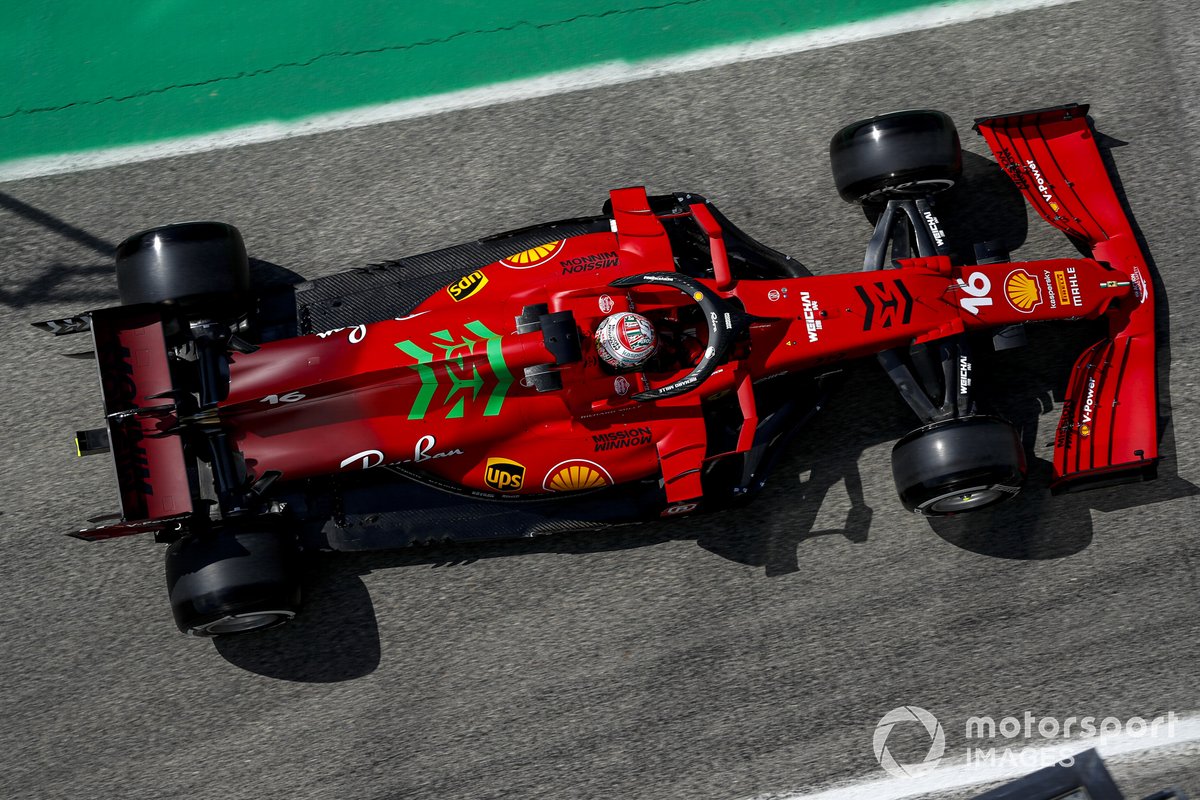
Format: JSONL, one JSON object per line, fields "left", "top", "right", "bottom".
{"left": 975, "top": 104, "right": 1158, "bottom": 492}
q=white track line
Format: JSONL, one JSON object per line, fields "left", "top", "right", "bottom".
{"left": 746, "top": 714, "right": 1200, "bottom": 800}
{"left": 0, "top": 0, "right": 1082, "bottom": 182}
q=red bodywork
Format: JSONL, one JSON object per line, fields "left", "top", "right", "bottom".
{"left": 81, "top": 105, "right": 1158, "bottom": 536}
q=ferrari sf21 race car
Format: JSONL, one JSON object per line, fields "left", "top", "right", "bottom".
{"left": 40, "top": 104, "right": 1158, "bottom": 636}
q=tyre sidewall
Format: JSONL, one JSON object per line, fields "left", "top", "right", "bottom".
{"left": 830, "top": 110, "right": 963, "bottom": 204}
{"left": 166, "top": 528, "right": 300, "bottom": 636}
{"left": 891, "top": 416, "right": 1026, "bottom": 515}
{"left": 115, "top": 221, "right": 250, "bottom": 315}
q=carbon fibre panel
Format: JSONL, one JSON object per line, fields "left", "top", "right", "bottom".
{"left": 290, "top": 470, "right": 666, "bottom": 552}
{"left": 293, "top": 217, "right": 609, "bottom": 334}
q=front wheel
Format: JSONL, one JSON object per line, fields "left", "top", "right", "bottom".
{"left": 891, "top": 415, "right": 1026, "bottom": 516}
{"left": 165, "top": 527, "right": 301, "bottom": 636}
{"left": 830, "top": 110, "right": 962, "bottom": 205}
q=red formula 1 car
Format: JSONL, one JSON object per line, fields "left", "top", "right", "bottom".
{"left": 40, "top": 104, "right": 1158, "bottom": 636}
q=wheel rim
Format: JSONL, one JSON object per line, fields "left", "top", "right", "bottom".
{"left": 194, "top": 611, "right": 293, "bottom": 636}
{"left": 924, "top": 486, "right": 1006, "bottom": 514}
{"left": 865, "top": 178, "right": 956, "bottom": 201}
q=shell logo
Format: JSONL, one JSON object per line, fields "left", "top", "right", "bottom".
{"left": 543, "top": 459, "right": 612, "bottom": 492}
{"left": 1004, "top": 269, "right": 1043, "bottom": 313}
{"left": 500, "top": 240, "right": 564, "bottom": 269}
{"left": 1080, "top": 423, "right": 1091, "bottom": 438}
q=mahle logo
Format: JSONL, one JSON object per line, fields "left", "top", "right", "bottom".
{"left": 446, "top": 270, "right": 488, "bottom": 302}
{"left": 873, "top": 706, "right": 945, "bottom": 778}
{"left": 484, "top": 457, "right": 525, "bottom": 492}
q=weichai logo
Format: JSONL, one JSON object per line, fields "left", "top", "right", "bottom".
{"left": 1004, "top": 269, "right": 1042, "bottom": 313}
{"left": 446, "top": 270, "right": 488, "bottom": 302}
{"left": 484, "top": 457, "right": 525, "bottom": 492}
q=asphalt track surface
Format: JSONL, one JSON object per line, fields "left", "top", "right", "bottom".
{"left": 1, "top": 1, "right": 1198, "bottom": 798}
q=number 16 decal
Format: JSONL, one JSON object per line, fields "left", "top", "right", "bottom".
{"left": 957, "top": 272, "right": 993, "bottom": 315}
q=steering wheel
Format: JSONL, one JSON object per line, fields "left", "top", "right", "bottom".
{"left": 609, "top": 272, "right": 752, "bottom": 401}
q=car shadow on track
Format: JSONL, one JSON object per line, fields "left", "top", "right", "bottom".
{"left": 196, "top": 354, "right": 1051, "bottom": 682}
{"left": 1092, "top": 127, "right": 1192, "bottom": 508}
{"left": 0, "top": 191, "right": 118, "bottom": 309}
{"left": 210, "top": 370, "right": 891, "bottom": 682}
{"left": 215, "top": 313, "right": 1195, "bottom": 682}
{"left": 214, "top": 562, "right": 383, "bottom": 682}
{"left": 936, "top": 150, "right": 1030, "bottom": 254}
{"left": 0, "top": 189, "right": 307, "bottom": 312}
{"left": 692, "top": 369, "right": 882, "bottom": 576}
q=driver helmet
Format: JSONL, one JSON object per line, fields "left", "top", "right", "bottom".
{"left": 594, "top": 311, "right": 658, "bottom": 369}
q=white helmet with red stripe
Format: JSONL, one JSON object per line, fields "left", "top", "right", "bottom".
{"left": 594, "top": 311, "right": 658, "bottom": 370}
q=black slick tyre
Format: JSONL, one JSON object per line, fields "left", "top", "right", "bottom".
{"left": 830, "top": 110, "right": 962, "bottom": 204}
{"left": 891, "top": 415, "right": 1026, "bottom": 516}
{"left": 115, "top": 221, "right": 250, "bottom": 316}
{"left": 165, "top": 528, "right": 300, "bottom": 636}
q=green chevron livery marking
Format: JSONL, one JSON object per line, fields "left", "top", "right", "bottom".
{"left": 395, "top": 321, "right": 511, "bottom": 419}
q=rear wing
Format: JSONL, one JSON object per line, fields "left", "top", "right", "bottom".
{"left": 84, "top": 306, "right": 197, "bottom": 536}
{"left": 975, "top": 104, "right": 1157, "bottom": 492}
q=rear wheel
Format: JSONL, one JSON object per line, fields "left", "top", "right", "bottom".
{"left": 165, "top": 527, "right": 300, "bottom": 636}
{"left": 830, "top": 110, "right": 962, "bottom": 204}
{"left": 891, "top": 415, "right": 1026, "bottom": 516}
{"left": 115, "top": 221, "right": 250, "bottom": 318}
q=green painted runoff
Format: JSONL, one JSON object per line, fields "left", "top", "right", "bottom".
{"left": 2, "top": 0, "right": 953, "bottom": 161}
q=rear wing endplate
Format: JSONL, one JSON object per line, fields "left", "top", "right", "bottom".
{"left": 88, "top": 306, "right": 197, "bottom": 527}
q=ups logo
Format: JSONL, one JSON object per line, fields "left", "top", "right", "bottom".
{"left": 484, "top": 457, "right": 525, "bottom": 492}
{"left": 447, "top": 270, "right": 489, "bottom": 302}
